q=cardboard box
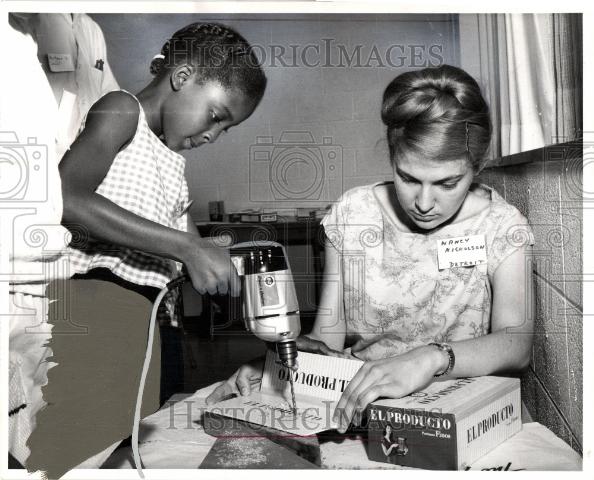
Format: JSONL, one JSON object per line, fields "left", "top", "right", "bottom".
{"left": 366, "top": 376, "right": 522, "bottom": 470}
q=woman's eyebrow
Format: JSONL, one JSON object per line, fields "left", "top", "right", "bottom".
{"left": 435, "top": 174, "right": 464, "bottom": 184}
{"left": 396, "top": 166, "right": 464, "bottom": 183}
{"left": 395, "top": 166, "right": 418, "bottom": 181}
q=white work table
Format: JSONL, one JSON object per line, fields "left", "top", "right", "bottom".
{"left": 102, "top": 383, "right": 582, "bottom": 471}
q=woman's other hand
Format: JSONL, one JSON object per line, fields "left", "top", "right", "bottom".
{"left": 205, "top": 357, "right": 264, "bottom": 405}
{"left": 204, "top": 336, "right": 358, "bottom": 406}
{"left": 333, "top": 345, "right": 447, "bottom": 433}
{"left": 297, "top": 335, "right": 356, "bottom": 360}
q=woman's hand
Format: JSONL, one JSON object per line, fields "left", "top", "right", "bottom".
{"left": 181, "top": 236, "right": 240, "bottom": 297}
{"left": 297, "top": 335, "right": 356, "bottom": 359}
{"left": 333, "top": 345, "right": 446, "bottom": 433}
{"left": 205, "top": 357, "right": 264, "bottom": 405}
{"left": 204, "top": 336, "right": 356, "bottom": 405}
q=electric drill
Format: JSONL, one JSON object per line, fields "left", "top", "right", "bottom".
{"left": 230, "top": 241, "right": 301, "bottom": 413}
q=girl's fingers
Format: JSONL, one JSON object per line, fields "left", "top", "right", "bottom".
{"left": 217, "top": 279, "right": 229, "bottom": 296}
{"left": 191, "top": 272, "right": 211, "bottom": 296}
{"left": 206, "top": 280, "right": 218, "bottom": 296}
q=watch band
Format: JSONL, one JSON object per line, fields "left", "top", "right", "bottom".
{"left": 429, "top": 342, "right": 455, "bottom": 377}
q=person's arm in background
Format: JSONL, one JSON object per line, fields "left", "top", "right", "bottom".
{"left": 60, "top": 91, "right": 239, "bottom": 296}
{"left": 333, "top": 245, "right": 534, "bottom": 432}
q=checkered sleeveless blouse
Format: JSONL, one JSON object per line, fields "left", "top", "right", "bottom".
{"left": 68, "top": 91, "right": 190, "bottom": 289}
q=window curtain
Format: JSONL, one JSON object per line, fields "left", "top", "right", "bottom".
{"left": 459, "top": 14, "right": 582, "bottom": 162}
{"left": 551, "top": 14, "right": 582, "bottom": 144}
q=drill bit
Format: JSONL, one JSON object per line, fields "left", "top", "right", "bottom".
{"left": 288, "top": 370, "right": 297, "bottom": 415}
{"left": 277, "top": 341, "right": 299, "bottom": 415}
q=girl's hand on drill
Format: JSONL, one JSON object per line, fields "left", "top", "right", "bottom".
{"left": 205, "top": 358, "right": 264, "bottom": 405}
{"left": 182, "top": 236, "right": 240, "bottom": 297}
{"left": 332, "top": 345, "right": 445, "bottom": 433}
{"left": 297, "top": 335, "right": 357, "bottom": 359}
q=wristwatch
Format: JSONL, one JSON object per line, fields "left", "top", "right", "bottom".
{"left": 429, "top": 342, "right": 455, "bottom": 377}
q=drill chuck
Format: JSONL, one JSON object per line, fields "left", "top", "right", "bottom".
{"left": 277, "top": 339, "right": 298, "bottom": 370}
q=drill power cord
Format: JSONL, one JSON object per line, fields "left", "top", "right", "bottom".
{"left": 132, "top": 275, "right": 188, "bottom": 479}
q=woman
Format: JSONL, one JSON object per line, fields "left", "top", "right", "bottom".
{"left": 207, "top": 65, "right": 534, "bottom": 434}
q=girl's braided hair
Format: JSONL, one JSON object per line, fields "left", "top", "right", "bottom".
{"left": 150, "top": 22, "right": 266, "bottom": 102}
{"left": 381, "top": 65, "right": 492, "bottom": 172}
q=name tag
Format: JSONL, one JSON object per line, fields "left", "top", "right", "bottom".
{"left": 47, "top": 53, "right": 75, "bottom": 72}
{"left": 436, "top": 234, "right": 487, "bottom": 270}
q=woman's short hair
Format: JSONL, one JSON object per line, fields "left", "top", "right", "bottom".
{"left": 381, "top": 64, "right": 492, "bottom": 172}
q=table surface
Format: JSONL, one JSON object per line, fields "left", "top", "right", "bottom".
{"left": 103, "top": 383, "right": 582, "bottom": 471}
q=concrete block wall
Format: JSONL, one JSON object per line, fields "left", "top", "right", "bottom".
{"left": 477, "top": 143, "right": 583, "bottom": 455}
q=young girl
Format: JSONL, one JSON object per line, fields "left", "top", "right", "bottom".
{"left": 207, "top": 65, "right": 534, "bottom": 435}
{"left": 26, "top": 23, "right": 266, "bottom": 477}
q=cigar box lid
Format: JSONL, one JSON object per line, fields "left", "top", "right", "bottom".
{"left": 370, "top": 376, "right": 520, "bottom": 418}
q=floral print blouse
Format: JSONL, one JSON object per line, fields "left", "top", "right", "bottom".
{"left": 321, "top": 182, "right": 534, "bottom": 357}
